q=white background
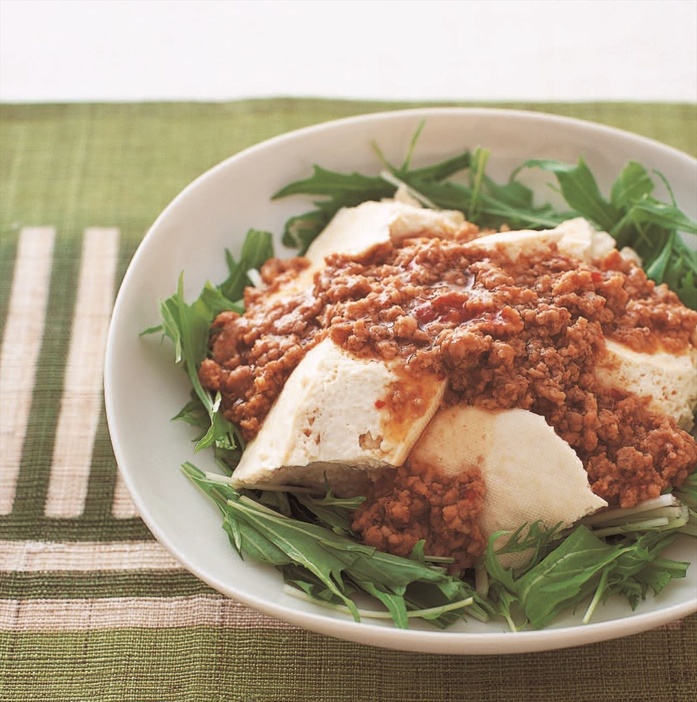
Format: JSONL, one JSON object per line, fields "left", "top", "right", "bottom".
{"left": 1, "top": 0, "right": 696, "bottom": 103}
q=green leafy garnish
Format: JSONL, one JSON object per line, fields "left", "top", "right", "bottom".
{"left": 518, "top": 158, "right": 697, "bottom": 308}
{"left": 274, "top": 167, "right": 397, "bottom": 252}
{"left": 143, "top": 228, "right": 274, "bottom": 459}
{"left": 274, "top": 139, "right": 697, "bottom": 308}
{"left": 482, "top": 522, "right": 689, "bottom": 631}
{"left": 183, "top": 464, "right": 487, "bottom": 629}
{"left": 273, "top": 144, "right": 567, "bottom": 252}
{"left": 522, "top": 527, "right": 685, "bottom": 628}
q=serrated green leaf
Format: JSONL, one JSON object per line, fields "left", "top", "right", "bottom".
{"left": 183, "top": 464, "right": 480, "bottom": 628}
{"left": 610, "top": 161, "right": 654, "bottom": 210}
{"left": 520, "top": 157, "right": 620, "bottom": 230}
{"left": 220, "top": 229, "right": 275, "bottom": 301}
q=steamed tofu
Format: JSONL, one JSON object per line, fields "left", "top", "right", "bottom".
{"left": 305, "top": 199, "right": 466, "bottom": 264}
{"left": 462, "top": 228, "right": 563, "bottom": 261}
{"left": 595, "top": 339, "right": 697, "bottom": 430}
{"left": 270, "top": 199, "right": 466, "bottom": 298}
{"left": 462, "top": 217, "right": 617, "bottom": 264}
{"left": 231, "top": 337, "right": 446, "bottom": 493}
{"left": 553, "top": 217, "right": 617, "bottom": 262}
{"left": 465, "top": 220, "right": 697, "bottom": 429}
{"left": 409, "top": 405, "right": 607, "bottom": 546}
{"left": 554, "top": 216, "right": 641, "bottom": 265}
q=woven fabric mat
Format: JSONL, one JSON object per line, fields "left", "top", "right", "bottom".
{"left": 1, "top": 99, "right": 696, "bottom": 702}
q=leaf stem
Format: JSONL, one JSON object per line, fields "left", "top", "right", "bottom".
{"left": 283, "top": 584, "right": 473, "bottom": 620}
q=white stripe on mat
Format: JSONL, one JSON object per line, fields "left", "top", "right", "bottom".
{"left": 111, "top": 469, "right": 141, "bottom": 519}
{"left": 45, "top": 227, "right": 120, "bottom": 518}
{"left": 0, "top": 227, "right": 56, "bottom": 516}
{"left": 0, "top": 595, "right": 294, "bottom": 631}
{"left": 0, "top": 540, "right": 183, "bottom": 572}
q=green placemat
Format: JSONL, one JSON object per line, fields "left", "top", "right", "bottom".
{"left": 1, "top": 99, "right": 696, "bottom": 702}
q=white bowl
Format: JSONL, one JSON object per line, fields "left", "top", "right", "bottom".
{"left": 104, "top": 108, "right": 697, "bottom": 655}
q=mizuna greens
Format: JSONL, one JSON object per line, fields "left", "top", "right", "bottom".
{"left": 276, "top": 132, "right": 697, "bottom": 309}
{"left": 147, "top": 136, "right": 697, "bottom": 630}
{"left": 183, "top": 463, "right": 487, "bottom": 629}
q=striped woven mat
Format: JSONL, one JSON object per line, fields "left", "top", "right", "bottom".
{"left": 1, "top": 100, "right": 696, "bottom": 701}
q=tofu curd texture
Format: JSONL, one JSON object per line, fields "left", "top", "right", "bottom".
{"left": 198, "top": 202, "right": 697, "bottom": 571}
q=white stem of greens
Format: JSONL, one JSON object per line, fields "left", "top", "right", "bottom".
{"left": 582, "top": 498, "right": 689, "bottom": 538}
{"left": 237, "top": 482, "right": 320, "bottom": 494}
{"left": 204, "top": 471, "right": 320, "bottom": 494}
{"left": 475, "top": 565, "right": 489, "bottom": 598}
{"left": 246, "top": 268, "right": 263, "bottom": 288}
{"left": 283, "top": 584, "right": 474, "bottom": 620}
{"left": 590, "top": 517, "right": 676, "bottom": 539}
{"left": 582, "top": 494, "right": 677, "bottom": 526}
{"left": 423, "top": 555, "right": 456, "bottom": 565}
{"left": 379, "top": 170, "right": 439, "bottom": 209}
{"left": 203, "top": 471, "right": 236, "bottom": 485}
{"left": 583, "top": 570, "right": 610, "bottom": 625}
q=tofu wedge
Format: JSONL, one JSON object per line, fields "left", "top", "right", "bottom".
{"left": 409, "top": 405, "right": 607, "bottom": 548}
{"left": 461, "top": 228, "right": 563, "bottom": 262}
{"left": 553, "top": 217, "right": 617, "bottom": 262}
{"left": 305, "top": 199, "right": 466, "bottom": 264}
{"left": 595, "top": 339, "right": 697, "bottom": 430}
{"left": 462, "top": 217, "right": 616, "bottom": 263}
{"left": 271, "top": 199, "right": 466, "bottom": 298}
{"left": 464, "top": 219, "right": 697, "bottom": 428}
{"left": 232, "top": 337, "right": 446, "bottom": 494}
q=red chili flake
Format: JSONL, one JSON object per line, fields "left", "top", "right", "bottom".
{"left": 414, "top": 301, "right": 437, "bottom": 324}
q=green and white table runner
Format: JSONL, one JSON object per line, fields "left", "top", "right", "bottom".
{"left": 1, "top": 100, "right": 695, "bottom": 701}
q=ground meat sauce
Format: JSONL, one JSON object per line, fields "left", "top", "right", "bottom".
{"left": 199, "top": 225, "right": 697, "bottom": 566}
{"left": 351, "top": 460, "right": 487, "bottom": 573}
{"left": 199, "top": 258, "right": 325, "bottom": 439}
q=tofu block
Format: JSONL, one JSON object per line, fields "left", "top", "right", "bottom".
{"left": 553, "top": 217, "right": 617, "bottom": 262}
{"left": 463, "top": 218, "right": 617, "bottom": 264}
{"left": 305, "top": 199, "right": 465, "bottom": 264}
{"left": 232, "top": 338, "right": 446, "bottom": 493}
{"left": 595, "top": 339, "right": 697, "bottom": 430}
{"left": 409, "top": 405, "right": 607, "bottom": 546}
{"left": 463, "top": 228, "right": 563, "bottom": 261}
{"left": 271, "top": 200, "right": 466, "bottom": 299}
